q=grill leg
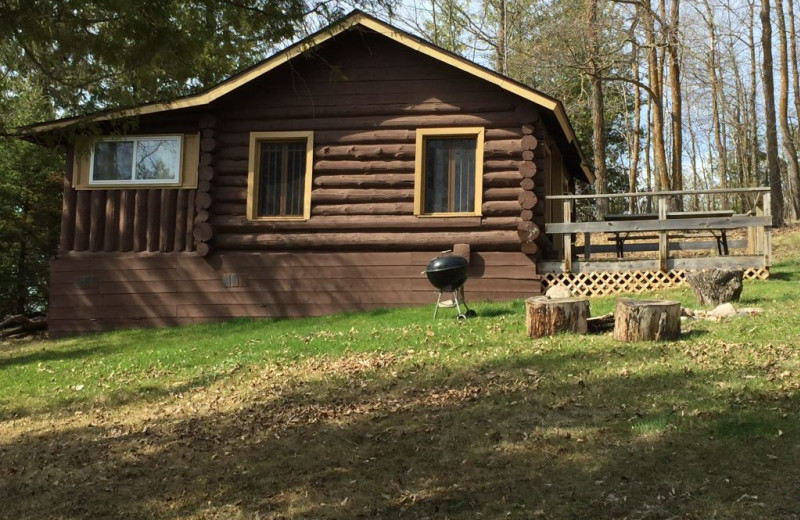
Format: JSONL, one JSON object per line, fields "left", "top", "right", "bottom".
{"left": 433, "top": 291, "right": 442, "bottom": 319}
{"left": 453, "top": 291, "right": 463, "bottom": 315}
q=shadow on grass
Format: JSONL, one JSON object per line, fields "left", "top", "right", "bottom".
{"left": 2, "top": 352, "right": 797, "bottom": 520}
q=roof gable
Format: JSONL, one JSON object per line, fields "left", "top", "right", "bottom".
{"left": 20, "top": 10, "right": 592, "bottom": 181}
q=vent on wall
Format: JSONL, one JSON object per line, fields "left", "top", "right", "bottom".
{"left": 222, "top": 273, "right": 249, "bottom": 288}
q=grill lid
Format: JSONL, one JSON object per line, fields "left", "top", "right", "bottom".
{"left": 425, "top": 255, "right": 468, "bottom": 273}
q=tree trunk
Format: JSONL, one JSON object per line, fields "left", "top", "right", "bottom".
{"left": 762, "top": 0, "right": 786, "bottom": 225}
{"left": 587, "top": 0, "right": 608, "bottom": 217}
{"left": 668, "top": 0, "right": 683, "bottom": 207}
{"left": 613, "top": 299, "right": 681, "bottom": 342}
{"left": 525, "top": 296, "right": 590, "bottom": 338}
{"left": 685, "top": 269, "right": 744, "bottom": 306}
{"left": 643, "top": 0, "right": 670, "bottom": 193}
{"left": 776, "top": 0, "right": 800, "bottom": 220}
{"left": 629, "top": 52, "right": 642, "bottom": 213}
{"left": 705, "top": 1, "right": 729, "bottom": 210}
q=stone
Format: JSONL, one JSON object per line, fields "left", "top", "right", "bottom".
{"left": 546, "top": 284, "right": 573, "bottom": 299}
{"left": 685, "top": 269, "right": 744, "bottom": 306}
{"left": 708, "top": 302, "right": 737, "bottom": 318}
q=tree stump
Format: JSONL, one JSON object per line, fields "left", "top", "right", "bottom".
{"left": 685, "top": 269, "right": 743, "bottom": 306}
{"left": 613, "top": 299, "right": 681, "bottom": 342}
{"left": 525, "top": 296, "right": 589, "bottom": 338}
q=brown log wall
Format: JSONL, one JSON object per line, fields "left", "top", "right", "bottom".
{"left": 48, "top": 251, "right": 541, "bottom": 337}
{"left": 208, "top": 29, "right": 543, "bottom": 254}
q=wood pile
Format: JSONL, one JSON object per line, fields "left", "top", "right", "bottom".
{"left": 1, "top": 315, "right": 47, "bottom": 339}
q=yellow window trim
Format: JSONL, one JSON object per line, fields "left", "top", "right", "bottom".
{"left": 247, "top": 131, "right": 314, "bottom": 221}
{"left": 414, "top": 127, "right": 484, "bottom": 217}
{"left": 72, "top": 133, "right": 199, "bottom": 190}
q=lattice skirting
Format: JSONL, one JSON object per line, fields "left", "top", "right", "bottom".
{"left": 541, "top": 267, "right": 770, "bottom": 297}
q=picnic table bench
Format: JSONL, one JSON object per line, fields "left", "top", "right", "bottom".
{"left": 603, "top": 210, "right": 735, "bottom": 258}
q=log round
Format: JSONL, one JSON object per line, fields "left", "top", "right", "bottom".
{"left": 518, "top": 190, "right": 538, "bottom": 210}
{"left": 193, "top": 222, "right": 213, "bottom": 242}
{"left": 199, "top": 165, "right": 215, "bottom": 181}
{"left": 525, "top": 296, "right": 590, "bottom": 338}
{"left": 195, "top": 241, "right": 211, "bottom": 257}
{"left": 200, "top": 137, "right": 216, "bottom": 153}
{"left": 517, "top": 221, "right": 541, "bottom": 242}
{"left": 522, "top": 150, "right": 535, "bottom": 161}
{"left": 521, "top": 123, "right": 535, "bottom": 135}
{"left": 521, "top": 135, "right": 538, "bottom": 151}
{"left": 613, "top": 299, "right": 681, "bottom": 342}
{"left": 519, "top": 161, "right": 537, "bottom": 178}
{"left": 520, "top": 178, "right": 535, "bottom": 191}
{"left": 520, "top": 241, "right": 539, "bottom": 255}
{"left": 520, "top": 209, "right": 534, "bottom": 221}
{"left": 195, "top": 191, "right": 213, "bottom": 210}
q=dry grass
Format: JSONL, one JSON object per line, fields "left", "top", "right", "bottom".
{"left": 2, "top": 231, "right": 800, "bottom": 519}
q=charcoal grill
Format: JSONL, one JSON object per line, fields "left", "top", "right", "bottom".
{"left": 423, "top": 252, "right": 476, "bottom": 320}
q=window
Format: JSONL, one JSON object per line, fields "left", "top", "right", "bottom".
{"left": 414, "top": 128, "right": 484, "bottom": 216}
{"left": 72, "top": 134, "right": 199, "bottom": 189}
{"left": 90, "top": 136, "right": 182, "bottom": 185}
{"left": 247, "top": 131, "right": 314, "bottom": 220}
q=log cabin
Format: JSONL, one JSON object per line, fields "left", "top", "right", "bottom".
{"left": 20, "top": 10, "right": 592, "bottom": 337}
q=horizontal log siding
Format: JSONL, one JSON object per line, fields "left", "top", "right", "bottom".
{"left": 48, "top": 251, "right": 541, "bottom": 337}
{"left": 210, "top": 29, "right": 538, "bottom": 252}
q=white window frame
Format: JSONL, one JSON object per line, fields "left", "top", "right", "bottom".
{"left": 89, "top": 135, "right": 184, "bottom": 186}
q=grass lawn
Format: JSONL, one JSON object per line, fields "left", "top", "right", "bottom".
{"left": 1, "top": 230, "right": 799, "bottom": 519}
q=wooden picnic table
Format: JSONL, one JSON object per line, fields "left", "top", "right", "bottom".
{"left": 603, "top": 210, "right": 735, "bottom": 258}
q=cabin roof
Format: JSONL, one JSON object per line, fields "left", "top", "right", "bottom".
{"left": 18, "top": 10, "right": 593, "bottom": 182}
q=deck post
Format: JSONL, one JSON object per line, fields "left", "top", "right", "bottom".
{"left": 763, "top": 192, "right": 772, "bottom": 267}
{"left": 583, "top": 232, "right": 591, "bottom": 260}
{"left": 563, "top": 200, "right": 573, "bottom": 273}
{"left": 657, "top": 195, "right": 668, "bottom": 271}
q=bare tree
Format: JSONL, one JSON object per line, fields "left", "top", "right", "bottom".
{"left": 776, "top": 0, "right": 800, "bottom": 220}
{"left": 762, "top": 0, "right": 786, "bottom": 224}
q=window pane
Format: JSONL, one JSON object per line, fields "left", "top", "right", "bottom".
{"left": 424, "top": 137, "right": 476, "bottom": 213}
{"left": 92, "top": 141, "right": 134, "bottom": 181}
{"left": 135, "top": 138, "right": 180, "bottom": 181}
{"left": 257, "top": 140, "right": 306, "bottom": 217}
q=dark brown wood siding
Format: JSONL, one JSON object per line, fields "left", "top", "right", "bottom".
{"left": 58, "top": 112, "right": 201, "bottom": 254}
{"left": 48, "top": 251, "right": 540, "bottom": 337}
{"left": 208, "top": 29, "right": 541, "bottom": 254}
{"left": 51, "top": 28, "right": 554, "bottom": 335}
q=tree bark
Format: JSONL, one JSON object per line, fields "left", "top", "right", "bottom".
{"left": 668, "top": 0, "right": 684, "bottom": 205}
{"left": 525, "top": 296, "right": 589, "bottom": 338}
{"left": 762, "top": 0, "right": 786, "bottom": 225}
{"left": 776, "top": 0, "right": 800, "bottom": 219}
{"left": 613, "top": 299, "right": 681, "bottom": 341}
{"left": 587, "top": 0, "right": 608, "bottom": 217}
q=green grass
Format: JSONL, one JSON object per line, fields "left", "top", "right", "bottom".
{"left": 1, "top": 244, "right": 800, "bottom": 519}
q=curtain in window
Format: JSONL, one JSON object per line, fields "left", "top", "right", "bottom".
{"left": 258, "top": 141, "right": 306, "bottom": 217}
{"left": 424, "top": 138, "right": 476, "bottom": 213}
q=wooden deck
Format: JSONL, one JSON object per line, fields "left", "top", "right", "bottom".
{"left": 540, "top": 188, "right": 772, "bottom": 296}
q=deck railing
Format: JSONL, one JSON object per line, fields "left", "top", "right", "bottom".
{"left": 543, "top": 188, "right": 772, "bottom": 275}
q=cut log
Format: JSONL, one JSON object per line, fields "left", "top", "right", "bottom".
{"left": 525, "top": 296, "right": 590, "bottom": 338}
{"left": 520, "top": 178, "right": 535, "bottom": 191}
{"left": 522, "top": 150, "right": 535, "bottom": 161}
{"left": 200, "top": 137, "right": 216, "bottom": 153}
{"left": 613, "top": 299, "right": 681, "bottom": 342}
{"left": 587, "top": 313, "right": 615, "bottom": 334}
{"left": 685, "top": 269, "right": 744, "bottom": 306}
{"left": 193, "top": 222, "right": 213, "bottom": 242}
{"left": 521, "top": 134, "right": 538, "bottom": 150}
{"left": 517, "top": 221, "right": 541, "bottom": 242}
{"left": 520, "top": 241, "right": 539, "bottom": 255}
{"left": 519, "top": 161, "right": 537, "bottom": 178}
{"left": 518, "top": 191, "right": 537, "bottom": 210}
{"left": 520, "top": 209, "right": 534, "bottom": 221}
{"left": 0, "top": 315, "right": 47, "bottom": 338}
{"left": 195, "top": 241, "right": 211, "bottom": 257}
